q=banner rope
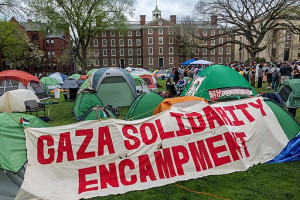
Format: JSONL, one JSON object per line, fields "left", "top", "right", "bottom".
{"left": 174, "top": 183, "right": 230, "bottom": 200}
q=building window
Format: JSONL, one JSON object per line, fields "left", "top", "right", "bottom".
{"left": 95, "top": 59, "right": 99, "bottom": 66}
{"left": 136, "top": 31, "right": 141, "bottom": 36}
{"left": 103, "top": 59, "right": 108, "bottom": 66}
{"left": 203, "top": 57, "right": 207, "bottom": 60}
{"left": 203, "top": 48, "right": 207, "bottom": 55}
{"left": 211, "top": 57, "right": 215, "bottom": 63}
{"left": 103, "top": 49, "right": 107, "bottom": 56}
{"left": 111, "top": 39, "right": 115, "bottom": 46}
{"left": 46, "top": 40, "right": 50, "bottom": 47}
{"left": 137, "top": 48, "right": 141, "bottom": 55}
{"left": 203, "top": 30, "right": 207, "bottom": 35}
{"left": 159, "top": 47, "right": 163, "bottom": 55}
{"left": 128, "top": 31, "right": 132, "bottom": 36}
{"left": 148, "top": 37, "right": 153, "bottom": 45}
{"left": 219, "top": 38, "right": 223, "bottom": 44}
{"left": 211, "top": 30, "right": 215, "bottom": 36}
{"left": 102, "top": 32, "right": 106, "bottom": 37}
{"left": 218, "top": 57, "right": 223, "bottom": 64}
{"left": 128, "top": 48, "right": 133, "bottom": 56}
{"left": 94, "top": 49, "right": 99, "bottom": 57}
{"left": 159, "top": 37, "right": 163, "bottom": 44}
{"left": 128, "top": 39, "right": 132, "bottom": 46}
{"left": 119, "top": 39, "right": 124, "bottom": 46}
{"left": 211, "top": 39, "right": 215, "bottom": 45}
{"left": 136, "top": 39, "right": 141, "bottom": 46}
{"left": 158, "top": 29, "right": 163, "bottom": 34}
{"left": 226, "top": 47, "right": 231, "bottom": 54}
{"left": 210, "top": 49, "right": 215, "bottom": 55}
{"left": 169, "top": 57, "right": 173, "bottom": 64}
{"left": 93, "top": 39, "right": 98, "bottom": 47}
{"left": 47, "top": 51, "right": 51, "bottom": 58}
{"left": 227, "top": 38, "right": 231, "bottom": 45}
{"left": 110, "top": 31, "right": 115, "bottom": 37}
{"left": 102, "top": 39, "right": 107, "bottom": 46}
{"left": 226, "top": 57, "right": 231, "bottom": 64}
{"left": 148, "top": 29, "right": 153, "bottom": 34}
{"left": 120, "top": 49, "right": 124, "bottom": 56}
{"left": 52, "top": 51, "right": 55, "bottom": 57}
{"left": 137, "top": 58, "right": 141, "bottom": 65}
{"left": 112, "top": 58, "right": 116, "bottom": 66}
{"left": 203, "top": 40, "right": 207, "bottom": 45}
{"left": 119, "top": 31, "right": 123, "bottom": 36}
{"left": 111, "top": 49, "right": 116, "bottom": 56}
{"left": 149, "top": 47, "right": 153, "bottom": 55}
{"left": 218, "top": 47, "right": 223, "bottom": 55}
{"left": 129, "top": 58, "right": 133, "bottom": 65}
{"left": 169, "top": 37, "right": 173, "bottom": 44}
{"left": 149, "top": 57, "right": 153, "bottom": 65}
{"left": 51, "top": 40, "right": 54, "bottom": 47}
{"left": 169, "top": 47, "right": 173, "bottom": 54}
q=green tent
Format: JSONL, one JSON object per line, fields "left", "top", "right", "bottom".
{"left": 277, "top": 79, "right": 300, "bottom": 108}
{"left": 264, "top": 99, "right": 300, "bottom": 140}
{"left": 72, "top": 91, "right": 104, "bottom": 121}
{"left": 87, "top": 68, "right": 98, "bottom": 77}
{"left": 0, "top": 113, "right": 50, "bottom": 173}
{"left": 83, "top": 106, "right": 116, "bottom": 121}
{"left": 40, "top": 77, "right": 60, "bottom": 90}
{"left": 181, "top": 65, "right": 257, "bottom": 101}
{"left": 125, "top": 92, "right": 164, "bottom": 120}
{"left": 133, "top": 75, "right": 150, "bottom": 94}
{"left": 70, "top": 73, "right": 81, "bottom": 80}
{"left": 80, "top": 78, "right": 89, "bottom": 89}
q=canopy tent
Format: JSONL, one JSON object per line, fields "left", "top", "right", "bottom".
{"left": 0, "top": 70, "right": 48, "bottom": 100}
{"left": 40, "top": 77, "right": 60, "bottom": 90}
{"left": 0, "top": 89, "right": 39, "bottom": 112}
{"left": 132, "top": 75, "right": 150, "bottom": 95}
{"left": 72, "top": 89, "right": 104, "bottom": 121}
{"left": 181, "top": 59, "right": 196, "bottom": 66}
{"left": 181, "top": 65, "right": 257, "bottom": 101}
{"left": 140, "top": 74, "right": 157, "bottom": 91}
{"left": 277, "top": 79, "right": 300, "bottom": 108}
{"left": 91, "top": 68, "right": 137, "bottom": 107}
{"left": 70, "top": 74, "right": 80, "bottom": 80}
{"left": 190, "top": 60, "right": 213, "bottom": 65}
{"left": 125, "top": 92, "right": 164, "bottom": 120}
{"left": 48, "top": 72, "right": 67, "bottom": 85}
{"left": 62, "top": 77, "right": 80, "bottom": 89}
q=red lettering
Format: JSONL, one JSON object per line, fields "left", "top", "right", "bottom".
{"left": 98, "top": 126, "right": 115, "bottom": 156}
{"left": 223, "top": 132, "right": 242, "bottom": 161}
{"left": 203, "top": 106, "right": 225, "bottom": 129}
{"left": 140, "top": 123, "right": 158, "bottom": 145}
{"left": 235, "top": 132, "right": 250, "bottom": 157}
{"left": 249, "top": 98, "right": 266, "bottom": 116}
{"left": 235, "top": 104, "right": 255, "bottom": 122}
{"left": 186, "top": 112, "right": 206, "bottom": 133}
{"left": 154, "top": 148, "right": 176, "bottom": 179}
{"left": 76, "top": 129, "right": 95, "bottom": 160}
{"left": 99, "top": 163, "right": 119, "bottom": 189}
{"left": 206, "top": 135, "right": 231, "bottom": 167}
{"left": 223, "top": 106, "right": 244, "bottom": 126}
{"left": 37, "top": 135, "right": 54, "bottom": 164}
{"left": 138, "top": 154, "right": 157, "bottom": 183}
{"left": 188, "top": 141, "right": 213, "bottom": 171}
{"left": 172, "top": 145, "right": 189, "bottom": 176}
{"left": 56, "top": 132, "right": 74, "bottom": 163}
{"left": 119, "top": 159, "right": 137, "bottom": 186}
{"left": 78, "top": 166, "right": 98, "bottom": 194}
{"left": 170, "top": 112, "right": 191, "bottom": 137}
{"left": 155, "top": 119, "right": 175, "bottom": 140}
{"left": 214, "top": 107, "right": 233, "bottom": 126}
{"left": 122, "top": 125, "right": 140, "bottom": 150}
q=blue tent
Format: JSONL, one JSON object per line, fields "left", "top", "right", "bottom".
{"left": 181, "top": 59, "right": 196, "bottom": 66}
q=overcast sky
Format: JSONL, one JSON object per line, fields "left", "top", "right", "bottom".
{"left": 129, "top": 0, "right": 196, "bottom": 21}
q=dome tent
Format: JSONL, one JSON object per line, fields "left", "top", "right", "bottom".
{"left": 83, "top": 106, "right": 116, "bottom": 121}
{"left": 48, "top": 72, "right": 67, "bottom": 85}
{"left": 62, "top": 77, "right": 80, "bottom": 89}
{"left": 277, "top": 79, "right": 300, "bottom": 108}
{"left": 181, "top": 65, "right": 257, "bottom": 101}
{"left": 91, "top": 68, "right": 137, "bottom": 107}
{"left": 40, "top": 77, "right": 60, "bottom": 90}
{"left": 0, "top": 70, "right": 49, "bottom": 100}
{"left": 132, "top": 75, "right": 150, "bottom": 95}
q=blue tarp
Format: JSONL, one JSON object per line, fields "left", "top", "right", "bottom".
{"left": 181, "top": 59, "right": 196, "bottom": 66}
{"left": 268, "top": 133, "right": 300, "bottom": 163}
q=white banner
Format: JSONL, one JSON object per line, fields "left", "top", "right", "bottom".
{"left": 17, "top": 98, "right": 288, "bottom": 200}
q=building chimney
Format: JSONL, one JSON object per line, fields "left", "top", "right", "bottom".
{"left": 140, "top": 15, "right": 146, "bottom": 26}
{"left": 27, "top": 19, "right": 33, "bottom": 22}
{"left": 211, "top": 15, "right": 217, "bottom": 26}
{"left": 170, "top": 15, "right": 176, "bottom": 24}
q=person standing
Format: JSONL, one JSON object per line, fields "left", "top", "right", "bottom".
{"left": 265, "top": 64, "right": 272, "bottom": 89}
{"left": 257, "top": 64, "right": 263, "bottom": 88}
{"left": 173, "top": 67, "right": 180, "bottom": 84}
{"left": 271, "top": 64, "right": 280, "bottom": 91}
{"left": 280, "top": 62, "right": 292, "bottom": 84}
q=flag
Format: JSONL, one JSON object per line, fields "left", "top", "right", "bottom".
{"left": 20, "top": 117, "right": 29, "bottom": 126}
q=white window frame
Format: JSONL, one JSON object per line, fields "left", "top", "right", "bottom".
{"left": 218, "top": 57, "right": 223, "bottom": 64}
{"left": 102, "top": 39, "right": 107, "bottom": 46}
{"left": 211, "top": 39, "right": 215, "bottom": 45}
{"left": 120, "top": 49, "right": 124, "bottom": 56}
{"left": 211, "top": 57, "right": 215, "bottom": 63}
{"left": 129, "top": 58, "right": 133, "bottom": 65}
{"left": 111, "top": 49, "right": 116, "bottom": 56}
{"left": 226, "top": 57, "right": 231, "bottom": 64}
{"left": 159, "top": 37, "right": 163, "bottom": 45}
{"left": 95, "top": 59, "right": 99, "bottom": 66}
{"left": 137, "top": 58, "right": 141, "bottom": 65}
{"left": 148, "top": 37, "right": 153, "bottom": 45}
{"left": 103, "top": 59, "right": 108, "bottom": 66}
{"left": 110, "top": 31, "right": 115, "bottom": 37}
{"left": 169, "top": 37, "right": 173, "bottom": 44}
{"left": 227, "top": 38, "right": 231, "bottom": 45}
{"left": 52, "top": 51, "right": 55, "bottom": 57}
{"left": 112, "top": 58, "right": 116, "bottom": 66}
{"left": 119, "top": 39, "right": 124, "bottom": 46}
{"left": 219, "top": 47, "right": 223, "bottom": 55}
{"left": 128, "top": 31, "right": 132, "bottom": 36}
{"left": 111, "top": 39, "right": 115, "bottom": 46}
{"left": 169, "top": 47, "right": 173, "bottom": 55}
{"left": 203, "top": 48, "right": 207, "bottom": 55}
{"left": 137, "top": 48, "right": 141, "bottom": 56}
{"left": 219, "top": 38, "right": 223, "bottom": 44}
{"left": 136, "top": 31, "right": 141, "bottom": 36}
{"left": 211, "top": 49, "right": 215, "bottom": 55}
{"left": 169, "top": 57, "right": 173, "bottom": 64}
{"left": 203, "top": 40, "right": 207, "bottom": 45}
{"left": 158, "top": 29, "right": 163, "bottom": 34}
{"left": 148, "top": 47, "right": 153, "bottom": 55}
{"left": 159, "top": 47, "right": 163, "bottom": 55}
{"left": 149, "top": 57, "right": 153, "bottom": 65}
{"left": 226, "top": 47, "right": 231, "bottom": 54}
{"left": 148, "top": 29, "right": 153, "bottom": 34}
{"left": 128, "top": 48, "right": 133, "bottom": 56}
{"left": 93, "top": 39, "right": 98, "bottom": 47}
{"left": 203, "top": 30, "right": 207, "bottom": 35}
{"left": 94, "top": 49, "right": 99, "bottom": 57}
{"left": 128, "top": 39, "right": 132, "bottom": 46}
{"left": 211, "top": 30, "right": 215, "bottom": 36}
{"left": 136, "top": 39, "right": 141, "bottom": 46}
{"left": 103, "top": 49, "right": 107, "bottom": 56}
{"left": 102, "top": 32, "right": 106, "bottom": 37}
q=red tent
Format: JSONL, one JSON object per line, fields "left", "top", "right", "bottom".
{"left": 0, "top": 70, "right": 40, "bottom": 87}
{"left": 140, "top": 74, "right": 157, "bottom": 90}
{"left": 79, "top": 75, "right": 87, "bottom": 80}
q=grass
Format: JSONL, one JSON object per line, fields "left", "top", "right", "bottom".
{"left": 37, "top": 80, "right": 299, "bottom": 200}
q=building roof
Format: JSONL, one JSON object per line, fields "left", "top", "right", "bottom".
{"left": 20, "top": 21, "right": 66, "bottom": 39}
{"left": 153, "top": 7, "right": 161, "bottom": 13}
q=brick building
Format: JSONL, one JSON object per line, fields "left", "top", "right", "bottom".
{"left": 87, "top": 5, "right": 235, "bottom": 70}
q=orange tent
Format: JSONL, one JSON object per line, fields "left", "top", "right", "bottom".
{"left": 153, "top": 96, "right": 207, "bottom": 115}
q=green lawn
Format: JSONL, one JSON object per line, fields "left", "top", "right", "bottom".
{"left": 38, "top": 81, "right": 299, "bottom": 200}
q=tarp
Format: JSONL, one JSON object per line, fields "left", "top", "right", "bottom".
{"left": 125, "top": 92, "right": 164, "bottom": 120}
{"left": 17, "top": 97, "right": 289, "bottom": 200}
{"left": 181, "top": 59, "right": 196, "bottom": 66}
{"left": 277, "top": 79, "right": 300, "bottom": 108}
{"left": 0, "top": 89, "right": 40, "bottom": 112}
{"left": 181, "top": 65, "right": 257, "bottom": 101}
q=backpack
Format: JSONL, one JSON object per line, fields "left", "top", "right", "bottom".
{"left": 272, "top": 69, "right": 279, "bottom": 79}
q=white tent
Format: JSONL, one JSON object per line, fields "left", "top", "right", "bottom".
{"left": 0, "top": 89, "right": 39, "bottom": 112}
{"left": 190, "top": 60, "right": 213, "bottom": 65}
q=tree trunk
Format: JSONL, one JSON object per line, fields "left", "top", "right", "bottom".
{"left": 250, "top": 53, "right": 256, "bottom": 64}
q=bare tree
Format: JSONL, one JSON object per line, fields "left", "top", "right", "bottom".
{"left": 175, "top": 0, "right": 300, "bottom": 62}
{"left": 0, "top": 0, "right": 27, "bottom": 17}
